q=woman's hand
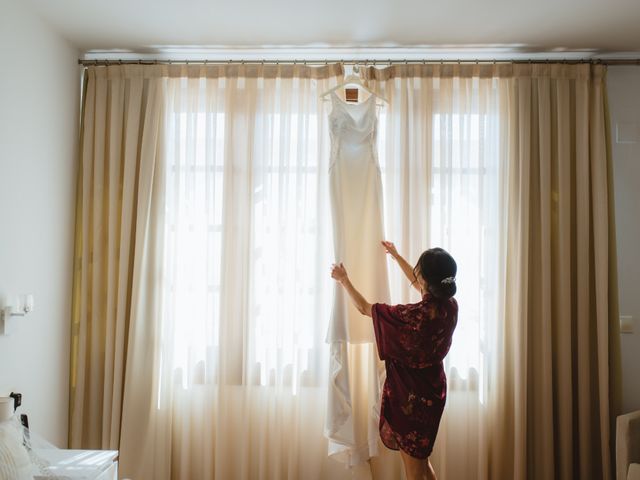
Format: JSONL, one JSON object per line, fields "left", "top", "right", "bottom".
{"left": 382, "top": 240, "right": 422, "bottom": 293}
{"left": 330, "top": 262, "right": 372, "bottom": 317}
{"left": 331, "top": 263, "right": 349, "bottom": 284}
{"left": 381, "top": 240, "right": 399, "bottom": 259}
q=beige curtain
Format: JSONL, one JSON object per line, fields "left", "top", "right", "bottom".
{"left": 365, "top": 63, "right": 620, "bottom": 480}
{"left": 496, "top": 63, "right": 621, "bottom": 480}
{"left": 69, "top": 65, "right": 170, "bottom": 478}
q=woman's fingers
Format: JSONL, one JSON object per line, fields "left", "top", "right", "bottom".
{"left": 381, "top": 240, "right": 397, "bottom": 255}
{"left": 330, "top": 263, "right": 348, "bottom": 282}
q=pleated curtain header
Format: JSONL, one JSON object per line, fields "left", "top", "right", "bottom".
{"left": 363, "top": 62, "right": 607, "bottom": 80}
{"left": 85, "top": 62, "right": 345, "bottom": 80}
{"left": 85, "top": 62, "right": 606, "bottom": 82}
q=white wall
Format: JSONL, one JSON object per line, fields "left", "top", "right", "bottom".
{"left": 0, "top": 0, "right": 79, "bottom": 446}
{"left": 608, "top": 66, "right": 640, "bottom": 414}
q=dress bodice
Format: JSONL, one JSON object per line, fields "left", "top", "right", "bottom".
{"left": 329, "top": 91, "right": 378, "bottom": 146}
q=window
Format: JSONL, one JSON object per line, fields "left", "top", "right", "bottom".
{"left": 162, "top": 77, "right": 501, "bottom": 397}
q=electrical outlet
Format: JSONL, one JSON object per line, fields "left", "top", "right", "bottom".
{"left": 616, "top": 123, "right": 640, "bottom": 144}
{"left": 620, "top": 315, "right": 634, "bottom": 334}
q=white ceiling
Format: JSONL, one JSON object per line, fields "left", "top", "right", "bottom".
{"left": 23, "top": 0, "right": 640, "bottom": 55}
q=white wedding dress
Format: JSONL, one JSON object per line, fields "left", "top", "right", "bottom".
{"left": 325, "top": 90, "right": 390, "bottom": 472}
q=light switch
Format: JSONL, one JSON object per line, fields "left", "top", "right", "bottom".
{"left": 620, "top": 315, "right": 634, "bottom": 334}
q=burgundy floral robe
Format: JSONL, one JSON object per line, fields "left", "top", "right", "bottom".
{"left": 371, "top": 293, "right": 458, "bottom": 459}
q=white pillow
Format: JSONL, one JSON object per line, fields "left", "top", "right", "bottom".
{"left": 628, "top": 463, "right": 640, "bottom": 480}
{"left": 0, "top": 419, "right": 32, "bottom": 480}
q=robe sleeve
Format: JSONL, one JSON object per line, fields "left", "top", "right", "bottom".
{"left": 371, "top": 302, "right": 417, "bottom": 362}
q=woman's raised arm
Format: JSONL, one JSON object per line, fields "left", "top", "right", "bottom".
{"left": 381, "top": 241, "right": 421, "bottom": 293}
{"left": 331, "top": 263, "right": 373, "bottom": 317}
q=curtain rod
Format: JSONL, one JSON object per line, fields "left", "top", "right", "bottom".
{"left": 78, "top": 58, "right": 640, "bottom": 67}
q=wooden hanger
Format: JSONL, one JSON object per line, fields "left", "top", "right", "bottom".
{"left": 320, "top": 65, "right": 388, "bottom": 104}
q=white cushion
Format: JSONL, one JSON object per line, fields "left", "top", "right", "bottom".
{"left": 628, "top": 463, "right": 640, "bottom": 480}
{"left": 0, "top": 420, "right": 32, "bottom": 480}
{"left": 618, "top": 411, "right": 640, "bottom": 480}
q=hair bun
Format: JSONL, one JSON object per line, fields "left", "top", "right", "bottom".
{"left": 437, "top": 276, "right": 457, "bottom": 298}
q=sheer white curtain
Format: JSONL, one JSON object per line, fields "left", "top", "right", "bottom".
{"left": 161, "top": 63, "right": 505, "bottom": 480}
{"left": 160, "top": 64, "right": 354, "bottom": 479}
{"left": 367, "top": 64, "right": 504, "bottom": 480}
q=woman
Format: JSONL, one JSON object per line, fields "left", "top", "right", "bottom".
{"left": 331, "top": 241, "right": 458, "bottom": 480}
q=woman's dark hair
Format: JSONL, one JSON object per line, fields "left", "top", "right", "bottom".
{"left": 413, "top": 247, "right": 457, "bottom": 299}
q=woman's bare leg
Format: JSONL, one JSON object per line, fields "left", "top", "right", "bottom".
{"left": 400, "top": 450, "right": 436, "bottom": 480}
{"left": 426, "top": 458, "right": 437, "bottom": 480}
